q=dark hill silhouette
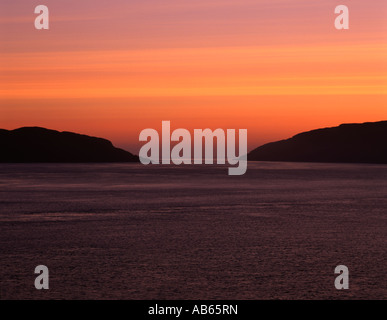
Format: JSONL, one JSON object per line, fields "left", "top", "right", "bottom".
{"left": 248, "top": 121, "right": 387, "bottom": 164}
{"left": 0, "top": 127, "right": 139, "bottom": 163}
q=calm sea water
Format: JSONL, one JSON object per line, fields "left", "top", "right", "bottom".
{"left": 0, "top": 162, "right": 386, "bottom": 299}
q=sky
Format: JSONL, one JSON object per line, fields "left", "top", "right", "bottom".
{"left": 0, "top": 0, "right": 386, "bottom": 153}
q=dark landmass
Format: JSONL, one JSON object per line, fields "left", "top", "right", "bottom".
{"left": 248, "top": 121, "right": 387, "bottom": 164}
{"left": 0, "top": 127, "right": 139, "bottom": 163}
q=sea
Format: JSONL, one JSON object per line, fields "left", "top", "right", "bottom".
{"left": 0, "top": 162, "right": 386, "bottom": 299}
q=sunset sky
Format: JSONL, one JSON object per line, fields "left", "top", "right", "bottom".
{"left": 1, "top": 0, "right": 386, "bottom": 153}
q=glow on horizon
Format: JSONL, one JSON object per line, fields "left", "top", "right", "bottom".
{"left": 0, "top": 0, "right": 386, "bottom": 153}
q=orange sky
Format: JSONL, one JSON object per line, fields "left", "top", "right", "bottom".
{"left": 0, "top": 0, "right": 386, "bottom": 152}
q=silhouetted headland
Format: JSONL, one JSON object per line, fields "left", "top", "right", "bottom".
{"left": 0, "top": 127, "right": 139, "bottom": 163}
{"left": 248, "top": 121, "right": 387, "bottom": 164}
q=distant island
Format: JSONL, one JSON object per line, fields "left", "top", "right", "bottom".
{"left": 2, "top": 122, "right": 387, "bottom": 164}
{"left": 248, "top": 121, "right": 387, "bottom": 164}
{"left": 0, "top": 127, "right": 139, "bottom": 163}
